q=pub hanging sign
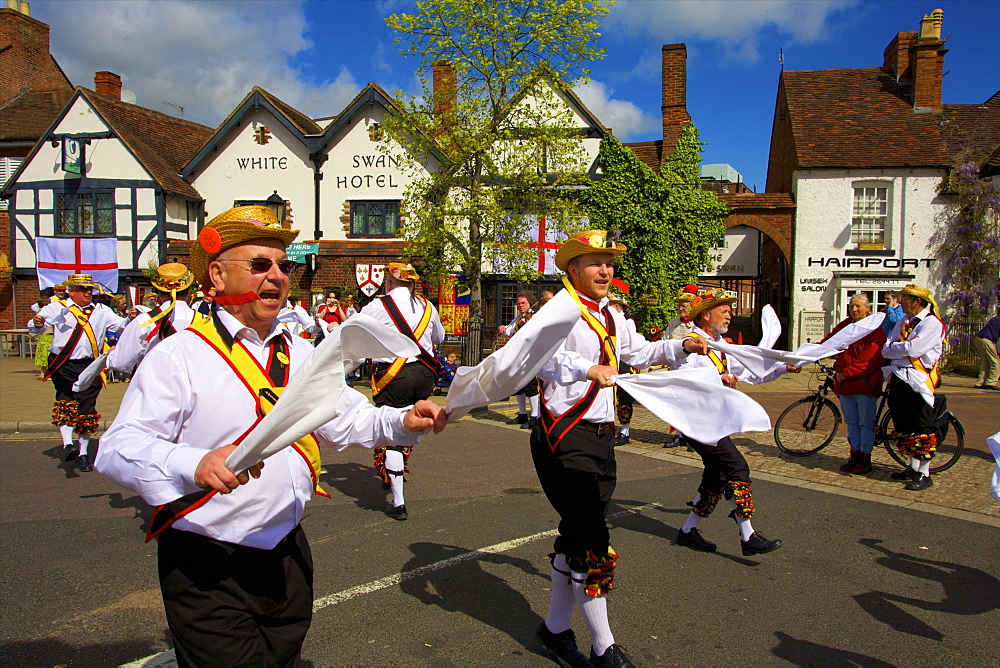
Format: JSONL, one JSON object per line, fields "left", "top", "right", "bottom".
{"left": 61, "top": 137, "right": 83, "bottom": 175}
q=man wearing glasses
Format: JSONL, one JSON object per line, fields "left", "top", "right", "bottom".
{"left": 97, "top": 205, "right": 446, "bottom": 666}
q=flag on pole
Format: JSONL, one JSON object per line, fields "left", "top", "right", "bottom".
{"left": 36, "top": 237, "right": 119, "bottom": 291}
{"left": 526, "top": 215, "right": 562, "bottom": 275}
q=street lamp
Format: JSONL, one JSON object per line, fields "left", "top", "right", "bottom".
{"left": 265, "top": 190, "right": 286, "bottom": 223}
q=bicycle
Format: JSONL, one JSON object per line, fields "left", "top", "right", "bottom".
{"left": 773, "top": 361, "right": 965, "bottom": 473}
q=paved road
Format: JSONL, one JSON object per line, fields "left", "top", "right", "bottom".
{"left": 2, "top": 417, "right": 999, "bottom": 666}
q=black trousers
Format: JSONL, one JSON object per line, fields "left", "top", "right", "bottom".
{"left": 373, "top": 363, "right": 435, "bottom": 409}
{"left": 530, "top": 425, "right": 616, "bottom": 567}
{"left": 686, "top": 435, "right": 751, "bottom": 496}
{"left": 514, "top": 379, "right": 539, "bottom": 398}
{"left": 50, "top": 355, "right": 101, "bottom": 415}
{"left": 157, "top": 526, "right": 313, "bottom": 668}
{"left": 887, "top": 374, "right": 935, "bottom": 435}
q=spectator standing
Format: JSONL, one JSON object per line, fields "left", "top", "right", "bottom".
{"left": 975, "top": 313, "right": 1000, "bottom": 390}
{"left": 881, "top": 291, "right": 904, "bottom": 336}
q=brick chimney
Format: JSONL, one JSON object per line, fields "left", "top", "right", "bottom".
{"left": 910, "top": 8, "right": 946, "bottom": 112}
{"left": 661, "top": 44, "right": 691, "bottom": 155}
{"left": 432, "top": 60, "right": 456, "bottom": 125}
{"left": 94, "top": 71, "right": 122, "bottom": 100}
{"left": 882, "top": 30, "right": 916, "bottom": 80}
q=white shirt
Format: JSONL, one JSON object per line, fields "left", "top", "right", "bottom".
{"left": 361, "top": 287, "right": 445, "bottom": 363}
{"left": 882, "top": 306, "right": 944, "bottom": 386}
{"left": 27, "top": 301, "right": 128, "bottom": 358}
{"left": 672, "top": 326, "right": 785, "bottom": 385}
{"left": 106, "top": 301, "right": 198, "bottom": 372}
{"left": 502, "top": 309, "right": 534, "bottom": 337}
{"left": 666, "top": 316, "right": 695, "bottom": 340}
{"left": 277, "top": 302, "right": 319, "bottom": 337}
{"left": 537, "top": 295, "right": 688, "bottom": 423}
{"left": 96, "top": 307, "right": 423, "bottom": 549}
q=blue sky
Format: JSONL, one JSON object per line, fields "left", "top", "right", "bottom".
{"left": 36, "top": 0, "right": 1000, "bottom": 192}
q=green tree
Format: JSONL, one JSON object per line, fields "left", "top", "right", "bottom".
{"left": 382, "top": 0, "right": 613, "bottom": 323}
{"left": 580, "top": 126, "right": 728, "bottom": 334}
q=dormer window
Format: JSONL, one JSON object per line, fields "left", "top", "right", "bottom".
{"left": 851, "top": 184, "right": 889, "bottom": 250}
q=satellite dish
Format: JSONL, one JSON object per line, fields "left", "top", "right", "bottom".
{"left": 121, "top": 89, "right": 137, "bottom": 104}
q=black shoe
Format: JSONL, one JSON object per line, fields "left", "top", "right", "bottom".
{"left": 590, "top": 643, "right": 636, "bottom": 668}
{"left": 890, "top": 468, "right": 918, "bottom": 480}
{"left": 905, "top": 472, "right": 933, "bottom": 491}
{"left": 76, "top": 454, "right": 94, "bottom": 472}
{"left": 614, "top": 434, "right": 630, "bottom": 447}
{"left": 385, "top": 503, "right": 408, "bottom": 520}
{"left": 677, "top": 527, "right": 717, "bottom": 552}
{"left": 983, "top": 385, "right": 1000, "bottom": 391}
{"left": 514, "top": 413, "right": 529, "bottom": 425}
{"left": 535, "top": 622, "right": 590, "bottom": 668}
{"left": 662, "top": 434, "right": 681, "bottom": 448}
{"left": 522, "top": 416, "right": 539, "bottom": 430}
{"left": 742, "top": 532, "right": 782, "bottom": 556}
{"left": 62, "top": 446, "right": 79, "bottom": 463}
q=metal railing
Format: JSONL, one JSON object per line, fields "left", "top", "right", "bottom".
{"left": 461, "top": 318, "right": 484, "bottom": 367}
{"left": 944, "top": 319, "right": 987, "bottom": 368}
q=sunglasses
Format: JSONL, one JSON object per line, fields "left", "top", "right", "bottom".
{"left": 218, "top": 258, "right": 298, "bottom": 274}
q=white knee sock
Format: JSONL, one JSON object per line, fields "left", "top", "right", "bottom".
{"left": 385, "top": 449, "right": 406, "bottom": 507}
{"left": 918, "top": 459, "right": 931, "bottom": 476}
{"left": 545, "top": 553, "right": 575, "bottom": 634}
{"left": 619, "top": 423, "right": 630, "bottom": 437}
{"left": 516, "top": 394, "right": 527, "bottom": 414}
{"left": 909, "top": 456, "right": 920, "bottom": 472}
{"left": 571, "top": 573, "right": 615, "bottom": 656}
{"left": 59, "top": 425, "right": 74, "bottom": 447}
{"left": 529, "top": 395, "right": 539, "bottom": 418}
{"left": 78, "top": 433, "right": 91, "bottom": 456}
{"left": 680, "top": 493, "right": 702, "bottom": 532}
{"left": 730, "top": 498, "right": 755, "bottom": 541}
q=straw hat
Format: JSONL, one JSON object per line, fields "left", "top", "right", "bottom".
{"left": 150, "top": 263, "right": 195, "bottom": 293}
{"left": 64, "top": 274, "right": 97, "bottom": 287}
{"left": 190, "top": 205, "right": 299, "bottom": 285}
{"left": 554, "top": 230, "right": 627, "bottom": 272}
{"left": 900, "top": 283, "right": 939, "bottom": 316}
{"left": 387, "top": 261, "right": 420, "bottom": 282}
{"left": 688, "top": 287, "right": 738, "bottom": 321}
{"left": 674, "top": 283, "right": 698, "bottom": 303}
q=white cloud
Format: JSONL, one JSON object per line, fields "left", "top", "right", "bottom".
{"left": 34, "top": 0, "right": 362, "bottom": 127}
{"left": 607, "top": 0, "right": 858, "bottom": 62}
{"left": 573, "top": 80, "right": 659, "bottom": 140}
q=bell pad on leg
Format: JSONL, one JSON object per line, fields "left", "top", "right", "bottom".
{"left": 52, "top": 400, "right": 79, "bottom": 427}
{"left": 583, "top": 546, "right": 618, "bottom": 597}
{"left": 727, "top": 481, "right": 755, "bottom": 519}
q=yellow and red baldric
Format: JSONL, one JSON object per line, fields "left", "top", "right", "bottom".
{"left": 144, "top": 312, "right": 327, "bottom": 542}
{"left": 42, "top": 304, "right": 102, "bottom": 381}
{"left": 371, "top": 294, "right": 439, "bottom": 396}
{"left": 685, "top": 332, "right": 728, "bottom": 374}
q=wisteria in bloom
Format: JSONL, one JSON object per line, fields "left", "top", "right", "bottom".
{"left": 933, "top": 162, "right": 1000, "bottom": 321}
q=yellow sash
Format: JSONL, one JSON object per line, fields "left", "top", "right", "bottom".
{"left": 561, "top": 275, "right": 618, "bottom": 369}
{"left": 371, "top": 296, "right": 434, "bottom": 395}
{"left": 899, "top": 319, "right": 939, "bottom": 393}
{"left": 68, "top": 304, "right": 101, "bottom": 357}
{"left": 187, "top": 316, "right": 328, "bottom": 497}
{"left": 685, "top": 332, "right": 728, "bottom": 374}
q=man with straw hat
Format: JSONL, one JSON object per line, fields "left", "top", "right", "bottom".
{"left": 96, "top": 205, "right": 447, "bottom": 666}
{"left": 106, "top": 262, "right": 199, "bottom": 373}
{"left": 671, "top": 287, "right": 790, "bottom": 558}
{"left": 361, "top": 260, "right": 445, "bottom": 520}
{"left": 665, "top": 283, "right": 698, "bottom": 340}
{"left": 881, "top": 283, "right": 946, "bottom": 491}
{"left": 531, "top": 230, "right": 707, "bottom": 668}
{"left": 28, "top": 273, "right": 130, "bottom": 471}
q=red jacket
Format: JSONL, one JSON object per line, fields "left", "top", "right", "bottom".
{"left": 822, "top": 317, "right": 887, "bottom": 397}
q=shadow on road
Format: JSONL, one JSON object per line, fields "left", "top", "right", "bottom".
{"left": 0, "top": 636, "right": 170, "bottom": 667}
{"left": 399, "top": 541, "right": 549, "bottom": 657}
{"left": 852, "top": 538, "right": 1000, "bottom": 641}
{"left": 319, "top": 461, "right": 387, "bottom": 514}
{"left": 771, "top": 630, "right": 894, "bottom": 667}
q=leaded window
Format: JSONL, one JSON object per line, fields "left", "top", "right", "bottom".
{"left": 350, "top": 201, "right": 400, "bottom": 237}
{"left": 57, "top": 192, "right": 114, "bottom": 236}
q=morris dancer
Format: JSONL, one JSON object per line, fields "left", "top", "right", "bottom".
{"left": 28, "top": 274, "right": 130, "bottom": 471}
{"left": 96, "top": 206, "right": 446, "bottom": 666}
{"left": 106, "top": 263, "right": 198, "bottom": 373}
{"left": 361, "top": 261, "right": 445, "bottom": 520}
{"left": 882, "top": 284, "right": 945, "bottom": 491}
{"left": 665, "top": 284, "right": 698, "bottom": 340}
{"left": 498, "top": 291, "right": 539, "bottom": 428}
{"left": 673, "top": 287, "right": 791, "bottom": 557}
{"left": 532, "top": 230, "right": 705, "bottom": 668}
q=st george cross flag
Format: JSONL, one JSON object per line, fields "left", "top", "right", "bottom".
{"left": 527, "top": 215, "right": 564, "bottom": 275}
{"left": 36, "top": 237, "right": 118, "bottom": 291}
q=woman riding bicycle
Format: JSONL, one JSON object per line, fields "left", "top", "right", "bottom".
{"left": 822, "top": 293, "right": 886, "bottom": 475}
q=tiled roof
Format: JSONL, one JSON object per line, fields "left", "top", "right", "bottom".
{"left": 255, "top": 87, "right": 323, "bottom": 135}
{"left": 941, "top": 93, "right": 1000, "bottom": 168}
{"left": 0, "top": 88, "right": 72, "bottom": 142}
{"left": 84, "top": 88, "right": 213, "bottom": 198}
{"left": 621, "top": 140, "right": 664, "bottom": 174}
{"left": 781, "top": 67, "right": 951, "bottom": 169}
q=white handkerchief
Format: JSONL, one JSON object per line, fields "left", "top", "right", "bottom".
{"left": 759, "top": 304, "right": 781, "bottom": 349}
{"left": 988, "top": 431, "right": 1000, "bottom": 503}
{"left": 225, "top": 315, "right": 418, "bottom": 473}
{"left": 613, "top": 366, "right": 771, "bottom": 445}
{"left": 446, "top": 289, "right": 580, "bottom": 421}
{"left": 72, "top": 352, "right": 109, "bottom": 392}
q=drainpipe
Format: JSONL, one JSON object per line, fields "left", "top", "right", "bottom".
{"left": 310, "top": 152, "right": 328, "bottom": 240}
{"left": 899, "top": 175, "right": 906, "bottom": 277}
